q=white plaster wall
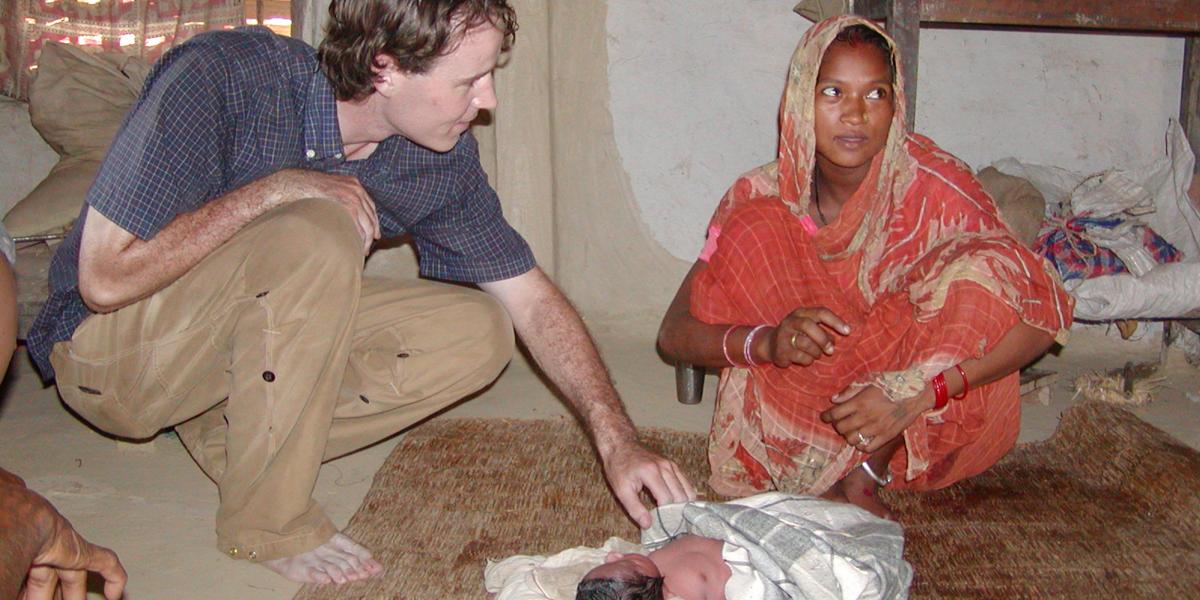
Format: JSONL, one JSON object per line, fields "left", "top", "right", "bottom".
{"left": 607, "top": 0, "right": 804, "bottom": 262}
{"left": 917, "top": 29, "right": 1183, "bottom": 176}
{"left": 607, "top": 3, "right": 1185, "bottom": 261}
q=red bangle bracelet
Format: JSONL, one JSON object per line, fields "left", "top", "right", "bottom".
{"left": 952, "top": 364, "right": 969, "bottom": 400}
{"left": 931, "top": 373, "right": 949, "bottom": 411}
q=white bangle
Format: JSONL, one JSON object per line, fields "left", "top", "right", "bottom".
{"left": 860, "top": 461, "right": 893, "bottom": 487}
{"left": 743, "top": 324, "right": 770, "bottom": 366}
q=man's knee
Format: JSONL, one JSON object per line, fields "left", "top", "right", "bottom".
{"left": 255, "top": 198, "right": 362, "bottom": 258}
{"left": 450, "top": 289, "right": 515, "bottom": 378}
{"left": 243, "top": 198, "right": 364, "bottom": 277}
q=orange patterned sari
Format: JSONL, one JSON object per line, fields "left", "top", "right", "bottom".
{"left": 691, "top": 16, "right": 1073, "bottom": 497}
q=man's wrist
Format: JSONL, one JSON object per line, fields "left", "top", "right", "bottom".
{"left": 592, "top": 418, "right": 640, "bottom": 459}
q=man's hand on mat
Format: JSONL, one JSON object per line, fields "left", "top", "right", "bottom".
{"left": 262, "top": 532, "right": 383, "bottom": 585}
{"left": 822, "top": 384, "right": 924, "bottom": 454}
{"left": 762, "top": 307, "right": 851, "bottom": 367}
{"left": 603, "top": 442, "right": 696, "bottom": 529}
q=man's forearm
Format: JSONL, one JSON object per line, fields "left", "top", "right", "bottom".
{"left": 79, "top": 173, "right": 292, "bottom": 312}
{"left": 500, "top": 277, "right": 639, "bottom": 455}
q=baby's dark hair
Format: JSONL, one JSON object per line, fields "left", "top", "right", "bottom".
{"left": 575, "top": 574, "right": 664, "bottom": 600}
{"left": 831, "top": 24, "right": 896, "bottom": 82}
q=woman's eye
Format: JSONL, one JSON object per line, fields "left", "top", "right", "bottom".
{"left": 819, "top": 86, "right": 839, "bottom": 97}
{"left": 867, "top": 88, "right": 888, "bottom": 100}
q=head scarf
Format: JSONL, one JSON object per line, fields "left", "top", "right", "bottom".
{"left": 713, "top": 15, "right": 917, "bottom": 305}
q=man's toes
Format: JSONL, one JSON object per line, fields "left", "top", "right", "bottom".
{"left": 333, "top": 535, "right": 372, "bottom": 559}
{"left": 364, "top": 558, "right": 384, "bottom": 576}
{"left": 307, "top": 568, "right": 333, "bottom": 585}
{"left": 321, "top": 561, "right": 350, "bottom": 585}
{"left": 341, "top": 553, "right": 364, "bottom": 575}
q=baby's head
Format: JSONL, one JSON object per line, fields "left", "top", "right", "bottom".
{"left": 575, "top": 553, "right": 664, "bottom": 600}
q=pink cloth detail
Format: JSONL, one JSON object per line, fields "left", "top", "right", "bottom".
{"left": 698, "top": 225, "right": 722, "bottom": 262}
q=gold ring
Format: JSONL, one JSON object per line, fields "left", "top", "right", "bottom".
{"left": 789, "top": 332, "right": 800, "bottom": 348}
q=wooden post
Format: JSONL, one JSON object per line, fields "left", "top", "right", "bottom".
{"left": 888, "top": 0, "right": 921, "bottom": 130}
{"left": 1183, "top": 36, "right": 1200, "bottom": 174}
{"left": 290, "top": 0, "right": 306, "bottom": 41}
{"left": 851, "top": 1, "right": 921, "bottom": 131}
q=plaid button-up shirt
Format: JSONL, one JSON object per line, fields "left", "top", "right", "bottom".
{"left": 27, "top": 27, "right": 535, "bottom": 380}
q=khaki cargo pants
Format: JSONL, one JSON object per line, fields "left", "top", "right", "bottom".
{"left": 51, "top": 199, "right": 514, "bottom": 561}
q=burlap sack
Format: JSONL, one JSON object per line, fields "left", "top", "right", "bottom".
{"left": 976, "top": 166, "right": 1046, "bottom": 248}
{"left": 4, "top": 43, "right": 149, "bottom": 236}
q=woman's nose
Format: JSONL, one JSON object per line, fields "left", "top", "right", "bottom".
{"left": 841, "top": 98, "right": 867, "bottom": 124}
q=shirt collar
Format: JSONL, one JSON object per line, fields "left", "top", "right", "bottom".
{"left": 301, "top": 69, "right": 346, "bottom": 163}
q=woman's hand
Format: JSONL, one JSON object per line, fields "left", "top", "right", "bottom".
{"left": 758, "top": 307, "right": 851, "bottom": 367}
{"left": 820, "top": 384, "right": 932, "bottom": 453}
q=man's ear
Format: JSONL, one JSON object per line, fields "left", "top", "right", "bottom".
{"left": 371, "top": 53, "right": 402, "bottom": 98}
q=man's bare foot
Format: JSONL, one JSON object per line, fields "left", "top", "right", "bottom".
{"left": 821, "top": 468, "right": 894, "bottom": 521}
{"left": 262, "top": 533, "right": 384, "bottom": 585}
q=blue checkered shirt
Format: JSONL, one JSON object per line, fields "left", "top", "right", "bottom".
{"left": 27, "top": 27, "right": 535, "bottom": 380}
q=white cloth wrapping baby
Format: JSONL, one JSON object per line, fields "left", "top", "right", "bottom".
{"left": 484, "top": 492, "right": 912, "bottom": 600}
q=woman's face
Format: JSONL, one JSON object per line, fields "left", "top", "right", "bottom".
{"left": 812, "top": 40, "right": 894, "bottom": 178}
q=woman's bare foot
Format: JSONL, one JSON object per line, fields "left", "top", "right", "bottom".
{"left": 821, "top": 468, "right": 894, "bottom": 520}
{"left": 262, "top": 533, "right": 384, "bottom": 585}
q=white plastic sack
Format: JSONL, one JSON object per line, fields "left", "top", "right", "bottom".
{"left": 1138, "top": 120, "right": 1200, "bottom": 261}
{"left": 993, "top": 121, "right": 1200, "bottom": 320}
{"left": 1083, "top": 220, "right": 1157, "bottom": 277}
{"left": 1070, "top": 262, "right": 1200, "bottom": 320}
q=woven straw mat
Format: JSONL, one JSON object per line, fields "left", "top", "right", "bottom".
{"left": 294, "top": 401, "right": 1199, "bottom": 599}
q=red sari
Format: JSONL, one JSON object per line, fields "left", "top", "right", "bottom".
{"left": 690, "top": 17, "right": 1073, "bottom": 497}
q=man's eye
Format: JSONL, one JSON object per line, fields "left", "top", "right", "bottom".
{"left": 867, "top": 88, "right": 888, "bottom": 99}
{"left": 819, "top": 86, "right": 839, "bottom": 97}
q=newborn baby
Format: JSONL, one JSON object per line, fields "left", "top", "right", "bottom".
{"left": 485, "top": 492, "right": 912, "bottom": 600}
{"left": 576, "top": 533, "right": 731, "bottom": 599}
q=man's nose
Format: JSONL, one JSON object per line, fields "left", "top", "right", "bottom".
{"left": 473, "top": 73, "right": 498, "bottom": 111}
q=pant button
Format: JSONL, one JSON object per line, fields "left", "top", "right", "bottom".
{"left": 262, "top": 371, "right": 275, "bottom": 382}
{"left": 228, "top": 547, "right": 239, "bottom": 557}
{"left": 248, "top": 550, "right": 258, "bottom": 560}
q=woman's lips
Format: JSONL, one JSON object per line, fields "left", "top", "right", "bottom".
{"left": 835, "top": 135, "right": 868, "bottom": 148}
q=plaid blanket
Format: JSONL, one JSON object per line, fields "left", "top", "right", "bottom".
{"left": 484, "top": 493, "right": 911, "bottom": 599}
{"left": 644, "top": 493, "right": 911, "bottom": 600}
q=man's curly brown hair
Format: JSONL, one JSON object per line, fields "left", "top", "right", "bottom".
{"left": 318, "top": 0, "right": 517, "bottom": 101}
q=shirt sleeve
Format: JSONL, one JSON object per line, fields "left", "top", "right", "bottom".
{"left": 85, "top": 41, "right": 230, "bottom": 240}
{"left": 408, "top": 133, "right": 536, "bottom": 283}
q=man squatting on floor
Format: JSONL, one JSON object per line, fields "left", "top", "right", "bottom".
{"left": 25, "top": 0, "right": 696, "bottom": 585}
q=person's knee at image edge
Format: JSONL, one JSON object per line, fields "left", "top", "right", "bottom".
{"left": 0, "top": 241, "right": 127, "bottom": 599}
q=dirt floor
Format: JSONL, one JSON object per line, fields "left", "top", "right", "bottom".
{"left": 0, "top": 317, "right": 1196, "bottom": 599}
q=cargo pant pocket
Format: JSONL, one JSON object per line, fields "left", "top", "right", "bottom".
{"left": 51, "top": 336, "right": 192, "bottom": 441}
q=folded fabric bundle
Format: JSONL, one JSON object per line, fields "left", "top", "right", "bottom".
{"left": 1034, "top": 215, "right": 1181, "bottom": 282}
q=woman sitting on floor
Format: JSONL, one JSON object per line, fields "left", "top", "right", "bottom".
{"left": 657, "top": 15, "right": 1073, "bottom": 519}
